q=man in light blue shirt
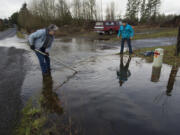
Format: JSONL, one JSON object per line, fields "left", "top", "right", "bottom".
{"left": 117, "top": 21, "right": 134, "bottom": 54}
{"left": 28, "top": 24, "right": 58, "bottom": 76}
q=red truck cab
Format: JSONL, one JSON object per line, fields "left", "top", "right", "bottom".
{"left": 94, "top": 21, "right": 122, "bottom": 35}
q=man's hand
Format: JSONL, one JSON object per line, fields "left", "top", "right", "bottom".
{"left": 30, "top": 45, "right": 35, "bottom": 50}
{"left": 117, "top": 36, "right": 120, "bottom": 39}
{"left": 45, "top": 52, "right": 49, "bottom": 56}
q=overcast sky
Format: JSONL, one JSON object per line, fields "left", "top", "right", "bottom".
{"left": 0, "top": 0, "right": 180, "bottom": 18}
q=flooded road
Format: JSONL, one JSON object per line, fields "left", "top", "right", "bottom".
{"left": 59, "top": 55, "right": 180, "bottom": 135}
{"left": 0, "top": 35, "right": 180, "bottom": 135}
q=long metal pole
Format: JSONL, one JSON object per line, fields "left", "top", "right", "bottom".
{"left": 34, "top": 49, "right": 78, "bottom": 73}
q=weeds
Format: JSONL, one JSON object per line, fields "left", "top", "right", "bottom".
{"left": 16, "top": 31, "right": 25, "bottom": 39}
{"left": 14, "top": 101, "right": 47, "bottom": 135}
{"left": 123, "top": 45, "right": 180, "bottom": 66}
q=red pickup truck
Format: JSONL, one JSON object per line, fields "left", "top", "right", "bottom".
{"left": 94, "top": 21, "right": 122, "bottom": 35}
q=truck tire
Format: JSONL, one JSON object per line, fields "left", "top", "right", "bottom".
{"left": 105, "top": 31, "right": 109, "bottom": 35}
{"left": 109, "top": 29, "right": 113, "bottom": 35}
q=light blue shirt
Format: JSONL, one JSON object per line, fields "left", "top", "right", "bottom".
{"left": 28, "top": 29, "right": 54, "bottom": 53}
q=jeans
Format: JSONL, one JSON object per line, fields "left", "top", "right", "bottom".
{"left": 120, "top": 38, "right": 133, "bottom": 54}
{"left": 35, "top": 52, "right": 50, "bottom": 74}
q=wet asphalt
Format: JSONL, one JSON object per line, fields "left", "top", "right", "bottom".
{"left": 0, "top": 47, "right": 27, "bottom": 135}
{"left": 0, "top": 28, "right": 30, "bottom": 135}
{"left": 0, "top": 28, "right": 17, "bottom": 40}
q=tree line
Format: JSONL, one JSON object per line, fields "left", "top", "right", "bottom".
{"left": 125, "top": 0, "right": 161, "bottom": 24}
{"left": 7, "top": 0, "right": 180, "bottom": 32}
{"left": 0, "top": 18, "right": 11, "bottom": 31}
{"left": 12, "top": 0, "right": 100, "bottom": 32}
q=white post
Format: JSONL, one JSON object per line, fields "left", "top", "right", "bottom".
{"left": 153, "top": 48, "right": 164, "bottom": 67}
{"left": 151, "top": 66, "right": 162, "bottom": 82}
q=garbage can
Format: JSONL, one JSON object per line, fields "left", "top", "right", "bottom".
{"left": 153, "top": 48, "right": 164, "bottom": 67}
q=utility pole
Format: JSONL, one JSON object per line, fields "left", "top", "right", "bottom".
{"left": 175, "top": 26, "right": 180, "bottom": 56}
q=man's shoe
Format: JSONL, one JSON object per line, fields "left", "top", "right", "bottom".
{"left": 42, "top": 72, "right": 51, "bottom": 77}
{"left": 47, "top": 69, "right": 51, "bottom": 75}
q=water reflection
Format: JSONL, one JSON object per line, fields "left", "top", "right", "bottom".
{"left": 41, "top": 75, "right": 63, "bottom": 114}
{"left": 151, "top": 66, "right": 162, "bottom": 82}
{"left": 166, "top": 65, "right": 179, "bottom": 96}
{"left": 117, "top": 55, "right": 131, "bottom": 86}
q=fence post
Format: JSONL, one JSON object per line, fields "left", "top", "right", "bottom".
{"left": 175, "top": 26, "right": 180, "bottom": 56}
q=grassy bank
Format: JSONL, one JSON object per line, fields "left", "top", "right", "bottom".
{"left": 14, "top": 101, "right": 47, "bottom": 135}
{"left": 72, "top": 27, "right": 178, "bottom": 41}
{"left": 28, "top": 26, "right": 178, "bottom": 42}
{"left": 133, "top": 28, "right": 178, "bottom": 40}
{"left": 111, "top": 27, "right": 178, "bottom": 41}
{"left": 14, "top": 98, "right": 66, "bottom": 135}
{"left": 130, "top": 45, "right": 180, "bottom": 66}
{"left": 16, "top": 31, "right": 25, "bottom": 39}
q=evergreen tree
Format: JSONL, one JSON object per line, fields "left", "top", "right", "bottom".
{"left": 140, "top": 0, "right": 148, "bottom": 23}
{"left": 151, "top": 0, "right": 161, "bottom": 21}
{"left": 56, "top": 0, "right": 72, "bottom": 25}
{"left": 18, "top": 3, "right": 31, "bottom": 30}
{"left": 125, "top": 0, "right": 141, "bottom": 24}
{"left": 9, "top": 12, "right": 19, "bottom": 25}
{"left": 145, "top": 0, "right": 161, "bottom": 23}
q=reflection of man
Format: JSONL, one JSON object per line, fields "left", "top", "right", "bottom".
{"left": 117, "top": 55, "right": 131, "bottom": 86}
{"left": 41, "top": 76, "right": 63, "bottom": 114}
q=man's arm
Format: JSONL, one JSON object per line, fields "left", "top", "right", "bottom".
{"left": 117, "top": 27, "right": 121, "bottom": 38}
{"left": 28, "top": 30, "right": 44, "bottom": 46}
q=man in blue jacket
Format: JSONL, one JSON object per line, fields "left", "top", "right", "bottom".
{"left": 28, "top": 24, "right": 58, "bottom": 76}
{"left": 117, "top": 21, "right": 134, "bottom": 54}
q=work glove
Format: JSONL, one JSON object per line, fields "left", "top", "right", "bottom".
{"left": 30, "top": 45, "right": 35, "bottom": 50}
{"left": 45, "top": 52, "right": 49, "bottom": 56}
{"left": 40, "top": 47, "right": 46, "bottom": 53}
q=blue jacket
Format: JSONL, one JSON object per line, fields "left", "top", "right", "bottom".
{"left": 28, "top": 29, "right": 54, "bottom": 53}
{"left": 117, "top": 24, "right": 134, "bottom": 39}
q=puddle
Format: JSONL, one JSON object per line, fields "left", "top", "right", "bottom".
{"left": 57, "top": 55, "right": 180, "bottom": 135}
{"left": 0, "top": 36, "right": 180, "bottom": 135}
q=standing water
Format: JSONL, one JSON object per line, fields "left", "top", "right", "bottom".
{"left": 0, "top": 36, "right": 180, "bottom": 135}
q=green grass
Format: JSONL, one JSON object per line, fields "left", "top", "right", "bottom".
{"left": 14, "top": 93, "right": 67, "bottom": 135}
{"left": 133, "top": 28, "right": 178, "bottom": 40}
{"left": 14, "top": 101, "right": 47, "bottom": 135}
{"left": 129, "top": 45, "right": 180, "bottom": 66}
{"left": 16, "top": 31, "right": 25, "bottom": 39}
{"left": 111, "top": 28, "right": 178, "bottom": 41}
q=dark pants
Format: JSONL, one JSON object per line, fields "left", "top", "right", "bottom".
{"left": 120, "top": 38, "right": 133, "bottom": 54}
{"left": 35, "top": 52, "right": 50, "bottom": 74}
